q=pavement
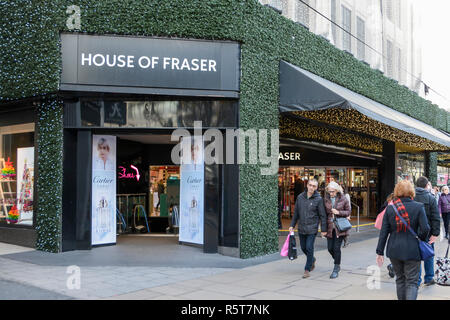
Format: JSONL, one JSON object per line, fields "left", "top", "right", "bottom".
{"left": 0, "top": 229, "right": 449, "bottom": 300}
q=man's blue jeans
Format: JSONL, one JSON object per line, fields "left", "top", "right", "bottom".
{"left": 418, "top": 243, "right": 435, "bottom": 285}
{"left": 299, "top": 234, "right": 316, "bottom": 271}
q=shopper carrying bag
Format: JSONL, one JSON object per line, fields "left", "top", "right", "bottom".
{"left": 376, "top": 180, "right": 430, "bottom": 300}
{"left": 391, "top": 204, "right": 434, "bottom": 261}
{"left": 324, "top": 182, "right": 351, "bottom": 279}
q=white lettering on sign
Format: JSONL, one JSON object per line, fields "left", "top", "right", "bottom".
{"left": 81, "top": 53, "right": 218, "bottom": 72}
{"left": 138, "top": 56, "right": 151, "bottom": 68}
{"left": 279, "top": 152, "right": 301, "bottom": 161}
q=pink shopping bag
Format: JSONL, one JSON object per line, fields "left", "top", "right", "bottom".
{"left": 280, "top": 234, "right": 291, "bottom": 257}
{"left": 374, "top": 209, "right": 385, "bottom": 230}
{"left": 375, "top": 201, "right": 392, "bottom": 230}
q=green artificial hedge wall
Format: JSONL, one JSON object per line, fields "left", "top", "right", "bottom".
{"left": 1, "top": 0, "right": 448, "bottom": 257}
{"left": 35, "top": 97, "right": 63, "bottom": 253}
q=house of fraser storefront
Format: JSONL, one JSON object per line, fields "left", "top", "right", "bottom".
{"left": 0, "top": 33, "right": 241, "bottom": 254}
{"left": 1, "top": 2, "right": 449, "bottom": 258}
{"left": 59, "top": 34, "right": 241, "bottom": 253}
{"left": 1, "top": 34, "right": 449, "bottom": 254}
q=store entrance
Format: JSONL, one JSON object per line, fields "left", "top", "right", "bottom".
{"left": 115, "top": 134, "right": 180, "bottom": 237}
{"left": 278, "top": 167, "right": 378, "bottom": 230}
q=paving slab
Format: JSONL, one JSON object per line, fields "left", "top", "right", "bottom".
{"left": 200, "top": 283, "right": 262, "bottom": 297}
{"left": 279, "top": 284, "right": 345, "bottom": 299}
{"left": 0, "top": 243, "right": 34, "bottom": 256}
{"left": 245, "top": 290, "right": 315, "bottom": 300}
{"left": 179, "top": 290, "right": 242, "bottom": 300}
{"left": 143, "top": 284, "right": 197, "bottom": 296}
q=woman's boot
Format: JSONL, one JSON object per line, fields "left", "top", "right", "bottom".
{"left": 330, "top": 264, "right": 340, "bottom": 279}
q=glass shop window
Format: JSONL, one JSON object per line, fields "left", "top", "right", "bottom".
{"left": 0, "top": 125, "right": 35, "bottom": 226}
{"left": 396, "top": 152, "right": 425, "bottom": 185}
{"left": 64, "top": 99, "right": 238, "bottom": 129}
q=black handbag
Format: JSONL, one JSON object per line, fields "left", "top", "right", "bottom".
{"left": 334, "top": 217, "right": 352, "bottom": 233}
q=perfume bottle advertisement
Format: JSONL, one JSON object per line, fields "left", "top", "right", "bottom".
{"left": 16, "top": 147, "right": 34, "bottom": 225}
{"left": 91, "top": 135, "right": 117, "bottom": 245}
{"left": 179, "top": 136, "right": 204, "bottom": 245}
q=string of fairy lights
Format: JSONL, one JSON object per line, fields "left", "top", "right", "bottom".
{"left": 280, "top": 115, "right": 383, "bottom": 153}
{"left": 290, "top": 109, "right": 448, "bottom": 152}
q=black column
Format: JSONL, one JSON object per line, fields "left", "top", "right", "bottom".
{"left": 203, "top": 163, "right": 220, "bottom": 253}
{"left": 75, "top": 130, "right": 92, "bottom": 250}
{"left": 380, "top": 140, "right": 396, "bottom": 205}
{"left": 219, "top": 131, "right": 239, "bottom": 249}
{"left": 220, "top": 166, "right": 239, "bottom": 248}
{"left": 62, "top": 130, "right": 77, "bottom": 251}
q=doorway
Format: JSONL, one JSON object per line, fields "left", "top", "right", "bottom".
{"left": 115, "top": 134, "right": 180, "bottom": 237}
{"left": 278, "top": 166, "right": 379, "bottom": 230}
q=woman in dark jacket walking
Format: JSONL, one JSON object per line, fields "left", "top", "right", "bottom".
{"left": 324, "top": 181, "right": 351, "bottom": 279}
{"left": 376, "top": 180, "right": 430, "bottom": 300}
{"left": 438, "top": 186, "right": 450, "bottom": 239}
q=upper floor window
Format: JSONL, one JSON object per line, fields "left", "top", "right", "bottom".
{"left": 267, "top": 0, "right": 284, "bottom": 12}
{"left": 396, "top": 0, "right": 401, "bottom": 28}
{"left": 385, "top": 0, "right": 393, "bottom": 22}
{"left": 331, "top": 0, "right": 337, "bottom": 44}
{"left": 296, "top": 0, "right": 310, "bottom": 27}
{"left": 397, "top": 47, "right": 402, "bottom": 83}
{"left": 356, "top": 16, "right": 365, "bottom": 61}
{"left": 342, "top": 5, "right": 352, "bottom": 52}
{"left": 386, "top": 40, "right": 394, "bottom": 77}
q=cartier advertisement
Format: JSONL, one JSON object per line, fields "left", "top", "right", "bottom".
{"left": 91, "top": 135, "right": 117, "bottom": 245}
{"left": 179, "top": 136, "right": 204, "bottom": 245}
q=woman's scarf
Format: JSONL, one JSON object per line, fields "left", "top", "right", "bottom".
{"left": 393, "top": 198, "right": 410, "bottom": 233}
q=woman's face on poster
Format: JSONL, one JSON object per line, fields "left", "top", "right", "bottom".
{"left": 191, "top": 144, "right": 199, "bottom": 163}
{"left": 98, "top": 142, "right": 110, "bottom": 161}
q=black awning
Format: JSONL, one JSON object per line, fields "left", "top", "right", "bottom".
{"left": 279, "top": 60, "right": 450, "bottom": 149}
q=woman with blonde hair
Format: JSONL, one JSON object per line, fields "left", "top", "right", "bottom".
{"left": 324, "top": 181, "right": 351, "bottom": 279}
{"left": 376, "top": 179, "right": 430, "bottom": 300}
{"left": 438, "top": 185, "right": 450, "bottom": 239}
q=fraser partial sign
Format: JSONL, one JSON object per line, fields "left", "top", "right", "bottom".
{"left": 60, "top": 33, "right": 240, "bottom": 96}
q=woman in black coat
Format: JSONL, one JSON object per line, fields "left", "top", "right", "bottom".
{"left": 376, "top": 180, "right": 430, "bottom": 300}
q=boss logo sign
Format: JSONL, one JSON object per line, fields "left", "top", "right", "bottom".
{"left": 81, "top": 53, "right": 217, "bottom": 72}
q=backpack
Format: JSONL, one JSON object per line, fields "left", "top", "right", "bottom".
{"left": 435, "top": 241, "right": 450, "bottom": 286}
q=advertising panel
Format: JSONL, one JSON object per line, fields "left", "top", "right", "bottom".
{"left": 16, "top": 147, "right": 34, "bottom": 225}
{"left": 92, "top": 135, "right": 116, "bottom": 245}
{"left": 179, "top": 136, "right": 204, "bottom": 245}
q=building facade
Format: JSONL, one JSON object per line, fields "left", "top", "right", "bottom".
{"left": 1, "top": 0, "right": 449, "bottom": 258}
{"left": 261, "top": 0, "right": 423, "bottom": 94}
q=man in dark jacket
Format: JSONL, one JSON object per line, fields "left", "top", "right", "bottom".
{"left": 294, "top": 176, "right": 304, "bottom": 201}
{"left": 414, "top": 176, "right": 440, "bottom": 286}
{"left": 289, "top": 179, "right": 327, "bottom": 279}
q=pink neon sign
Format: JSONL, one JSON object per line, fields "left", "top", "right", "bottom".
{"left": 118, "top": 165, "right": 140, "bottom": 181}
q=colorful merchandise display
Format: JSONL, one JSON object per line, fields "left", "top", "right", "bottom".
{"left": 1, "top": 158, "right": 16, "bottom": 180}
{"left": 7, "top": 205, "right": 19, "bottom": 223}
{"left": 18, "top": 160, "right": 33, "bottom": 213}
